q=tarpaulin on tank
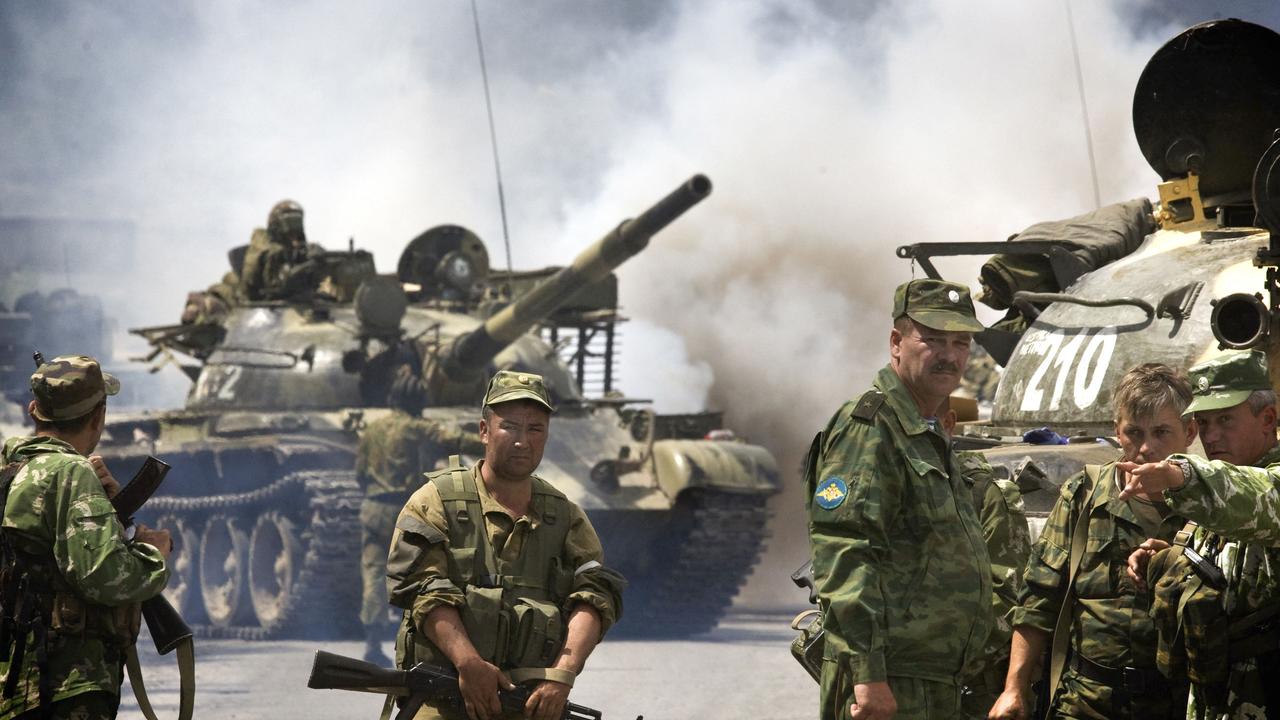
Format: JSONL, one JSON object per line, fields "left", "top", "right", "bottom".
{"left": 979, "top": 198, "right": 1154, "bottom": 310}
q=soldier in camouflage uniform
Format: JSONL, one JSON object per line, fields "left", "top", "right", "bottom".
{"left": 384, "top": 370, "right": 624, "bottom": 720}
{"left": 808, "top": 279, "right": 994, "bottom": 720}
{"left": 941, "top": 407, "right": 1032, "bottom": 720}
{"left": 0, "top": 355, "right": 172, "bottom": 720}
{"left": 240, "top": 200, "right": 322, "bottom": 301}
{"left": 990, "top": 364, "right": 1196, "bottom": 720}
{"left": 1121, "top": 350, "right": 1280, "bottom": 720}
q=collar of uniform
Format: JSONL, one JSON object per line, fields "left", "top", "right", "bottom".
{"left": 2, "top": 434, "right": 78, "bottom": 462}
{"left": 471, "top": 460, "right": 543, "bottom": 527}
{"left": 873, "top": 364, "right": 932, "bottom": 436}
{"left": 1092, "top": 460, "right": 1155, "bottom": 528}
{"left": 1255, "top": 442, "right": 1280, "bottom": 469}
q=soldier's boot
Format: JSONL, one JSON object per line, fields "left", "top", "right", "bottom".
{"left": 362, "top": 624, "right": 391, "bottom": 666}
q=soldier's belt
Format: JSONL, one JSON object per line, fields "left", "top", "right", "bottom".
{"left": 1070, "top": 653, "right": 1169, "bottom": 695}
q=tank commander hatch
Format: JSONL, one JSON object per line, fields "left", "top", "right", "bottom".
{"left": 384, "top": 370, "right": 624, "bottom": 720}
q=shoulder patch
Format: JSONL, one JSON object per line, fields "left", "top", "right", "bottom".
{"left": 395, "top": 514, "right": 447, "bottom": 545}
{"left": 814, "top": 477, "right": 849, "bottom": 510}
{"left": 851, "top": 391, "right": 886, "bottom": 423}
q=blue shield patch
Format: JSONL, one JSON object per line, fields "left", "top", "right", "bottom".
{"left": 814, "top": 477, "right": 848, "bottom": 510}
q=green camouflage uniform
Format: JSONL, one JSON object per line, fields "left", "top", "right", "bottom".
{"left": 957, "top": 451, "right": 1031, "bottom": 719}
{"left": 356, "top": 411, "right": 482, "bottom": 629}
{"left": 1013, "top": 460, "right": 1188, "bottom": 719}
{"left": 0, "top": 436, "right": 168, "bottom": 718}
{"left": 808, "top": 365, "right": 994, "bottom": 720}
{"left": 1155, "top": 446, "right": 1280, "bottom": 720}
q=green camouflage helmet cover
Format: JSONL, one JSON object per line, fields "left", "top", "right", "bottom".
{"left": 29, "top": 354, "right": 120, "bottom": 422}
{"left": 483, "top": 370, "right": 554, "bottom": 413}
{"left": 1183, "top": 349, "right": 1272, "bottom": 415}
{"left": 892, "top": 279, "right": 983, "bottom": 332}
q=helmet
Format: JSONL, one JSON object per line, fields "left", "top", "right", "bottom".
{"left": 267, "top": 199, "right": 306, "bottom": 245}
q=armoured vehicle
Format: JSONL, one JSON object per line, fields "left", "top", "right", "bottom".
{"left": 98, "top": 175, "right": 779, "bottom": 640}
{"left": 892, "top": 18, "right": 1280, "bottom": 530}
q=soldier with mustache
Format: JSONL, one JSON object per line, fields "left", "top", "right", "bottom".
{"left": 807, "top": 279, "right": 994, "bottom": 720}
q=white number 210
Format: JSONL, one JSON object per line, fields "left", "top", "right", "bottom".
{"left": 1018, "top": 328, "right": 1116, "bottom": 412}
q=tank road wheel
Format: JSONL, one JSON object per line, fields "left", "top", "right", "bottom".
{"left": 199, "top": 515, "right": 254, "bottom": 627}
{"left": 248, "top": 512, "right": 302, "bottom": 631}
{"left": 154, "top": 514, "right": 205, "bottom": 623}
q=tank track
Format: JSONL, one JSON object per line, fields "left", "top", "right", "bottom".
{"left": 620, "top": 488, "right": 771, "bottom": 637}
{"left": 145, "top": 470, "right": 363, "bottom": 641}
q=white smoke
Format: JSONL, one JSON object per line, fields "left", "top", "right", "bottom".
{"left": 1, "top": 1, "right": 1250, "bottom": 605}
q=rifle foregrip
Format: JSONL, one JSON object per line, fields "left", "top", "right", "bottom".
{"left": 142, "top": 594, "right": 192, "bottom": 655}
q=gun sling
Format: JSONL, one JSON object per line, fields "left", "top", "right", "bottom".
{"left": 126, "top": 637, "right": 195, "bottom": 720}
{"left": 1045, "top": 463, "right": 1101, "bottom": 718}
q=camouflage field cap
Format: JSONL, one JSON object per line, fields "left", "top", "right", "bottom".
{"left": 483, "top": 370, "right": 554, "bottom": 413}
{"left": 1184, "top": 349, "right": 1272, "bottom": 415}
{"left": 892, "top": 279, "right": 983, "bottom": 332}
{"left": 29, "top": 354, "right": 120, "bottom": 422}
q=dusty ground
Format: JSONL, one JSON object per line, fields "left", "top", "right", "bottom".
{"left": 119, "top": 610, "right": 814, "bottom": 720}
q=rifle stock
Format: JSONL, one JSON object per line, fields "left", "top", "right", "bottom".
{"left": 142, "top": 594, "right": 192, "bottom": 656}
{"left": 308, "top": 651, "right": 414, "bottom": 696}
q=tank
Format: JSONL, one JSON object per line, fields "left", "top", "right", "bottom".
{"left": 893, "top": 18, "right": 1280, "bottom": 533}
{"left": 98, "top": 174, "right": 780, "bottom": 640}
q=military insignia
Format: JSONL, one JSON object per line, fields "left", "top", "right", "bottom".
{"left": 1197, "top": 376, "right": 1209, "bottom": 391}
{"left": 814, "top": 477, "right": 848, "bottom": 510}
{"left": 947, "top": 290, "right": 960, "bottom": 303}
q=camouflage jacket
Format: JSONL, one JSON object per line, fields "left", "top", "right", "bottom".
{"left": 958, "top": 451, "right": 1031, "bottom": 687}
{"left": 356, "top": 412, "right": 483, "bottom": 499}
{"left": 1013, "top": 460, "right": 1185, "bottom": 669}
{"left": 240, "top": 228, "right": 314, "bottom": 301}
{"left": 0, "top": 436, "right": 169, "bottom": 716}
{"left": 1160, "top": 445, "right": 1280, "bottom": 720}
{"left": 807, "top": 365, "right": 993, "bottom": 686}
{"left": 386, "top": 460, "right": 622, "bottom": 638}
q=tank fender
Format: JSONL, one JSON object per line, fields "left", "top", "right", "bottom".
{"left": 649, "top": 439, "right": 778, "bottom": 499}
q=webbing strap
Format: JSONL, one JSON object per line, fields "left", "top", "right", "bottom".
{"left": 1046, "top": 464, "right": 1101, "bottom": 718}
{"left": 508, "top": 666, "right": 575, "bottom": 687}
{"left": 126, "top": 636, "right": 195, "bottom": 720}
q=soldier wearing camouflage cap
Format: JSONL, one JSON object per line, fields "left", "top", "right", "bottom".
{"left": 1121, "top": 350, "right": 1280, "bottom": 720}
{"left": 383, "top": 369, "right": 624, "bottom": 720}
{"left": 0, "top": 355, "right": 172, "bottom": 719}
{"left": 806, "top": 279, "right": 993, "bottom": 719}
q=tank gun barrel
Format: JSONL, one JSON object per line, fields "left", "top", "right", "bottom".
{"left": 442, "top": 174, "right": 712, "bottom": 379}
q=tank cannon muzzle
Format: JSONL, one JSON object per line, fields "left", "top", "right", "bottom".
{"left": 438, "top": 174, "right": 712, "bottom": 386}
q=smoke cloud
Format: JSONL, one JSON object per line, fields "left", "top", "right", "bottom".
{"left": 3, "top": 1, "right": 1278, "bottom": 607}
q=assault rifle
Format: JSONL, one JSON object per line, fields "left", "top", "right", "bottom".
{"left": 307, "top": 651, "right": 605, "bottom": 720}
{"left": 113, "top": 456, "right": 193, "bottom": 655}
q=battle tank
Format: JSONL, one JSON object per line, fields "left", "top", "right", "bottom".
{"left": 891, "top": 18, "right": 1280, "bottom": 532}
{"left": 97, "top": 175, "right": 779, "bottom": 640}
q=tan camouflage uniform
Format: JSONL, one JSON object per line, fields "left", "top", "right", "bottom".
{"left": 808, "top": 364, "right": 994, "bottom": 720}
{"left": 957, "top": 451, "right": 1031, "bottom": 719}
{"left": 0, "top": 436, "right": 169, "bottom": 719}
{"left": 1156, "top": 446, "right": 1280, "bottom": 720}
{"left": 1013, "top": 460, "right": 1188, "bottom": 719}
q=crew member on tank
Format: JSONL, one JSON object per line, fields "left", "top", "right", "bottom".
{"left": 240, "top": 199, "right": 323, "bottom": 301}
{"left": 385, "top": 370, "right": 624, "bottom": 720}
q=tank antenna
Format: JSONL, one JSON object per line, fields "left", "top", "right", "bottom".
{"left": 1064, "top": 0, "right": 1101, "bottom": 209}
{"left": 470, "top": 0, "right": 515, "bottom": 282}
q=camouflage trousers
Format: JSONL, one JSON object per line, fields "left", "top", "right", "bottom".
{"left": 11, "top": 691, "right": 119, "bottom": 720}
{"left": 1049, "top": 666, "right": 1186, "bottom": 720}
{"left": 960, "top": 660, "right": 1007, "bottom": 719}
{"left": 1187, "top": 655, "right": 1276, "bottom": 720}
{"left": 821, "top": 674, "right": 964, "bottom": 720}
{"left": 360, "top": 496, "right": 407, "bottom": 629}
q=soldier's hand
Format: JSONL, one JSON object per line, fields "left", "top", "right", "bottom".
{"left": 88, "top": 455, "right": 120, "bottom": 498}
{"left": 456, "top": 656, "right": 514, "bottom": 720}
{"left": 134, "top": 524, "right": 173, "bottom": 560}
{"left": 849, "top": 681, "right": 896, "bottom": 720}
{"left": 987, "top": 686, "right": 1031, "bottom": 720}
{"left": 1127, "top": 538, "right": 1170, "bottom": 591}
{"left": 524, "top": 679, "right": 570, "bottom": 720}
{"left": 1116, "top": 460, "right": 1183, "bottom": 500}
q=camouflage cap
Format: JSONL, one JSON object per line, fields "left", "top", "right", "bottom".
{"left": 483, "top": 370, "right": 554, "bottom": 413}
{"left": 892, "top": 279, "right": 983, "bottom": 332}
{"left": 29, "top": 354, "right": 120, "bottom": 422}
{"left": 1184, "top": 349, "right": 1272, "bottom": 415}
